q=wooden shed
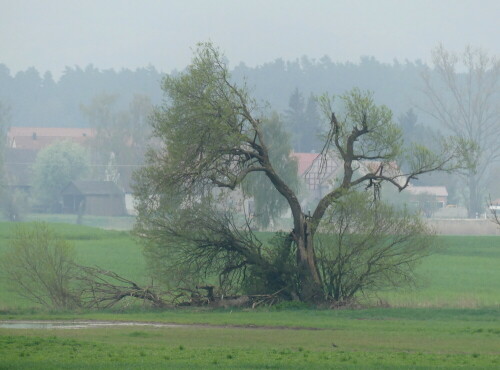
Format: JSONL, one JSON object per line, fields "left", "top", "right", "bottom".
{"left": 61, "top": 180, "right": 126, "bottom": 216}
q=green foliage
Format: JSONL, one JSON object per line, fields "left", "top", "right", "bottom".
{"left": 344, "top": 89, "right": 402, "bottom": 158}
{"left": 0, "top": 222, "right": 80, "bottom": 309}
{"left": 134, "top": 42, "right": 301, "bottom": 298}
{"left": 137, "top": 199, "right": 280, "bottom": 298}
{"left": 319, "top": 89, "right": 403, "bottom": 162}
{"left": 145, "top": 42, "right": 257, "bottom": 196}
{"left": 272, "top": 300, "right": 312, "bottom": 310}
{"left": 242, "top": 113, "right": 299, "bottom": 227}
{"left": 32, "top": 141, "right": 88, "bottom": 211}
{"left": 136, "top": 43, "right": 476, "bottom": 303}
{"left": 241, "top": 232, "right": 297, "bottom": 297}
{"left": 401, "top": 136, "right": 476, "bottom": 178}
{"left": 319, "top": 89, "right": 469, "bottom": 182}
{"left": 0, "top": 222, "right": 159, "bottom": 310}
{"left": 317, "top": 191, "right": 435, "bottom": 302}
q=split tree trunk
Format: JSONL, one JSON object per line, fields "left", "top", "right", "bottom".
{"left": 292, "top": 213, "right": 323, "bottom": 302}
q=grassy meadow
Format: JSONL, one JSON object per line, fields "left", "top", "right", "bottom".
{"left": 1, "top": 308, "right": 499, "bottom": 368}
{"left": 1, "top": 222, "right": 499, "bottom": 310}
{"left": 0, "top": 221, "right": 499, "bottom": 368}
{"left": 0, "top": 222, "right": 148, "bottom": 310}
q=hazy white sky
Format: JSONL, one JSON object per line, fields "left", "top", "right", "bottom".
{"left": 1, "top": 0, "right": 499, "bottom": 78}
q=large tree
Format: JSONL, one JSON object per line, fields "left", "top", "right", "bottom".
{"left": 135, "top": 43, "right": 468, "bottom": 302}
{"left": 420, "top": 45, "right": 500, "bottom": 217}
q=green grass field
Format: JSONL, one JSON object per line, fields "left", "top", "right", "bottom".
{"left": 1, "top": 222, "right": 499, "bottom": 310}
{"left": 0, "top": 222, "right": 499, "bottom": 368}
{"left": 1, "top": 308, "right": 499, "bottom": 368}
{"left": 0, "top": 213, "right": 136, "bottom": 230}
{"left": 375, "top": 236, "right": 500, "bottom": 307}
{"left": 0, "top": 223, "right": 148, "bottom": 310}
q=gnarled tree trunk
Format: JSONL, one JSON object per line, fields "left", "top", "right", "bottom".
{"left": 292, "top": 213, "right": 323, "bottom": 302}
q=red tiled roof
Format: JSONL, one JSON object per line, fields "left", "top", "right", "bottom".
{"left": 7, "top": 127, "right": 94, "bottom": 150}
{"left": 11, "top": 136, "right": 89, "bottom": 150}
{"left": 8, "top": 127, "right": 94, "bottom": 138}
{"left": 291, "top": 152, "right": 319, "bottom": 175}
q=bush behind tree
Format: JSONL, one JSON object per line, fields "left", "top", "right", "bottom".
{"left": 1, "top": 222, "right": 81, "bottom": 309}
{"left": 32, "top": 141, "right": 89, "bottom": 212}
{"left": 316, "top": 191, "right": 435, "bottom": 303}
{"left": 1, "top": 222, "right": 169, "bottom": 310}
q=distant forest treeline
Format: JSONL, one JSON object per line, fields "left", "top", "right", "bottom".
{"left": 0, "top": 56, "right": 429, "bottom": 129}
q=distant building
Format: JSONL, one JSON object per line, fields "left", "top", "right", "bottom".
{"left": 406, "top": 185, "right": 449, "bottom": 208}
{"left": 290, "top": 152, "right": 452, "bottom": 214}
{"left": 291, "top": 152, "right": 341, "bottom": 201}
{"left": 61, "top": 180, "right": 126, "bottom": 216}
{"left": 489, "top": 198, "right": 500, "bottom": 211}
{"left": 7, "top": 127, "right": 94, "bottom": 150}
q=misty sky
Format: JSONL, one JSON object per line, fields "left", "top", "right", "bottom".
{"left": 1, "top": 0, "right": 499, "bottom": 78}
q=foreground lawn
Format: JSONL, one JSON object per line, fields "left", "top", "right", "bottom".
{"left": 376, "top": 236, "right": 500, "bottom": 307}
{"left": 1, "top": 308, "right": 499, "bottom": 369}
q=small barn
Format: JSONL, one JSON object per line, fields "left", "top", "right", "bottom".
{"left": 61, "top": 180, "right": 126, "bottom": 216}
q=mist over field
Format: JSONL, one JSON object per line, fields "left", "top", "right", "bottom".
{"left": 0, "top": 0, "right": 499, "bottom": 227}
{"left": 1, "top": 2, "right": 500, "bottom": 368}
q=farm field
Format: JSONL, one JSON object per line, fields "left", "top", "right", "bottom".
{"left": 0, "top": 213, "right": 136, "bottom": 231}
{"left": 1, "top": 308, "right": 500, "bottom": 368}
{"left": 1, "top": 222, "right": 499, "bottom": 310}
{"left": 0, "top": 222, "right": 148, "bottom": 310}
{"left": 0, "top": 222, "right": 499, "bottom": 368}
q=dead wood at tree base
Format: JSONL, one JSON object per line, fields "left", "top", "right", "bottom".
{"left": 182, "top": 286, "right": 288, "bottom": 308}
{"left": 74, "top": 265, "right": 170, "bottom": 309}
{"left": 72, "top": 265, "right": 353, "bottom": 310}
{"left": 74, "top": 266, "right": 287, "bottom": 309}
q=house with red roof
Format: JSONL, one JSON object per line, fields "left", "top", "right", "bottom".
{"left": 291, "top": 152, "right": 448, "bottom": 211}
{"left": 4, "top": 127, "right": 95, "bottom": 193}
{"left": 7, "top": 127, "right": 95, "bottom": 150}
{"left": 291, "top": 152, "right": 342, "bottom": 202}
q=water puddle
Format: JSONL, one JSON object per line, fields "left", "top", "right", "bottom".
{"left": 0, "top": 320, "right": 322, "bottom": 331}
{"left": 0, "top": 321, "right": 187, "bottom": 330}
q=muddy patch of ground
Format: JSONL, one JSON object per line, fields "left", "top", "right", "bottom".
{"left": 0, "top": 320, "right": 323, "bottom": 331}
